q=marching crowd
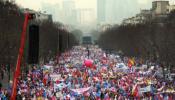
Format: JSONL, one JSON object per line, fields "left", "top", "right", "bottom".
{"left": 0, "top": 45, "right": 175, "bottom": 100}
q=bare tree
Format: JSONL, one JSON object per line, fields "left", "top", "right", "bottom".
{"left": 98, "top": 12, "right": 175, "bottom": 72}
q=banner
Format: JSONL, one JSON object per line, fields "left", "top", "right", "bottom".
{"left": 139, "top": 85, "right": 152, "bottom": 93}
{"left": 54, "top": 83, "right": 67, "bottom": 91}
{"left": 71, "top": 87, "right": 91, "bottom": 94}
{"left": 50, "top": 74, "right": 61, "bottom": 81}
{"left": 44, "top": 65, "right": 53, "bottom": 69}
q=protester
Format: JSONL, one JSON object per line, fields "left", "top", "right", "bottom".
{"left": 1, "top": 45, "right": 175, "bottom": 99}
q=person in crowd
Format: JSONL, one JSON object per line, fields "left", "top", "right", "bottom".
{"left": 1, "top": 45, "right": 175, "bottom": 99}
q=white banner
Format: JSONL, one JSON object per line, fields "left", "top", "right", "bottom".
{"left": 50, "top": 74, "right": 61, "bottom": 81}
{"left": 54, "top": 83, "right": 67, "bottom": 91}
{"left": 70, "top": 87, "right": 91, "bottom": 94}
{"left": 139, "top": 85, "right": 151, "bottom": 93}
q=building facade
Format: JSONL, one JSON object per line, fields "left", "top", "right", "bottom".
{"left": 21, "top": 8, "right": 53, "bottom": 21}
{"left": 152, "top": 1, "right": 169, "bottom": 15}
{"left": 62, "top": 0, "right": 76, "bottom": 25}
{"left": 122, "top": 0, "right": 175, "bottom": 25}
{"left": 167, "top": 5, "right": 175, "bottom": 13}
{"left": 122, "top": 9, "right": 152, "bottom": 25}
{"left": 97, "top": 0, "right": 106, "bottom": 24}
{"left": 76, "top": 8, "right": 95, "bottom": 25}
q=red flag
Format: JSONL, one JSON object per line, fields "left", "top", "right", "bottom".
{"left": 128, "top": 59, "right": 134, "bottom": 68}
{"left": 132, "top": 84, "right": 139, "bottom": 97}
{"left": 43, "top": 78, "right": 47, "bottom": 85}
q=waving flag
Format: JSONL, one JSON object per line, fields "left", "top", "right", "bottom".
{"left": 128, "top": 58, "right": 135, "bottom": 68}
{"left": 132, "top": 84, "right": 139, "bottom": 97}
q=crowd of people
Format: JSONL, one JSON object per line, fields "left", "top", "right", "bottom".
{"left": 0, "top": 65, "right": 6, "bottom": 80}
{"left": 0, "top": 45, "right": 175, "bottom": 100}
{"left": 0, "top": 64, "right": 11, "bottom": 100}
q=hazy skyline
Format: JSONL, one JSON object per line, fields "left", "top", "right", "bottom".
{"left": 15, "top": 0, "right": 175, "bottom": 11}
{"left": 16, "top": 0, "right": 96, "bottom": 10}
{"left": 16, "top": 0, "right": 175, "bottom": 25}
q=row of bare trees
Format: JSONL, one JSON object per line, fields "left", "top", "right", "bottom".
{"left": 98, "top": 11, "right": 175, "bottom": 72}
{"left": 0, "top": 1, "right": 78, "bottom": 67}
{"left": 0, "top": 1, "right": 24, "bottom": 66}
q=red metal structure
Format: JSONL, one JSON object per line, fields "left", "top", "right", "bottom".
{"left": 11, "top": 13, "right": 29, "bottom": 100}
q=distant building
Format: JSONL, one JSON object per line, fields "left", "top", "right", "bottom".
{"left": 62, "top": 0, "right": 75, "bottom": 14}
{"left": 122, "top": 0, "right": 175, "bottom": 25}
{"left": 82, "top": 36, "right": 93, "bottom": 45}
{"left": 152, "top": 1, "right": 169, "bottom": 17}
{"left": 108, "top": 0, "right": 138, "bottom": 24}
{"left": 122, "top": 17, "right": 138, "bottom": 25}
{"left": 97, "top": 24, "right": 113, "bottom": 32}
{"left": 122, "top": 9, "right": 152, "bottom": 25}
{"left": 167, "top": 5, "right": 175, "bottom": 13}
{"left": 140, "top": 9, "right": 152, "bottom": 16}
{"left": 76, "top": 8, "right": 95, "bottom": 25}
{"left": 97, "top": 0, "right": 106, "bottom": 24}
{"left": 97, "top": 0, "right": 138, "bottom": 24}
{"left": 101, "top": 24, "right": 113, "bottom": 32}
{"left": 139, "top": 9, "right": 152, "bottom": 21}
{"left": 41, "top": 3, "right": 60, "bottom": 21}
{"left": 62, "top": 0, "right": 76, "bottom": 25}
{"left": 21, "top": 8, "right": 53, "bottom": 21}
{"left": 105, "top": 0, "right": 116, "bottom": 24}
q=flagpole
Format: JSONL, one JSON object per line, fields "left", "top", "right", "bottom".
{"left": 11, "top": 13, "right": 29, "bottom": 100}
